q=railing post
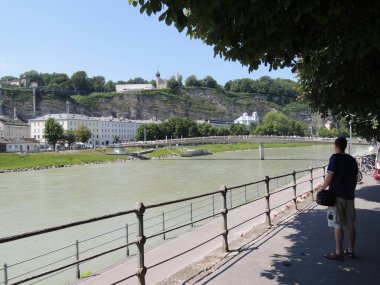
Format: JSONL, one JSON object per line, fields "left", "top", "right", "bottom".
{"left": 265, "top": 176, "right": 272, "bottom": 227}
{"left": 309, "top": 167, "right": 315, "bottom": 201}
{"left": 212, "top": 195, "right": 215, "bottom": 215}
{"left": 292, "top": 171, "right": 298, "bottom": 210}
{"left": 126, "top": 224, "right": 130, "bottom": 257}
{"left": 135, "top": 202, "right": 147, "bottom": 285}
{"left": 220, "top": 185, "right": 229, "bottom": 252}
{"left": 244, "top": 186, "right": 248, "bottom": 203}
{"left": 190, "top": 203, "right": 193, "bottom": 228}
{"left": 75, "top": 240, "right": 80, "bottom": 279}
{"left": 162, "top": 212, "right": 166, "bottom": 240}
{"left": 3, "top": 263, "right": 8, "bottom": 285}
{"left": 228, "top": 190, "right": 232, "bottom": 208}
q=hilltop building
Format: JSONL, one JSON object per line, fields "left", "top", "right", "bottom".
{"left": 1, "top": 76, "right": 38, "bottom": 88}
{"left": 234, "top": 112, "right": 260, "bottom": 126}
{"left": 155, "top": 71, "right": 168, "bottom": 89}
{"left": 29, "top": 114, "right": 160, "bottom": 146}
{"left": 115, "top": 71, "right": 168, "bottom": 92}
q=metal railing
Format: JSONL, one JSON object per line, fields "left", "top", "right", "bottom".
{"left": 0, "top": 162, "right": 326, "bottom": 285}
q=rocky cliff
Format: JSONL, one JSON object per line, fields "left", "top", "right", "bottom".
{"left": 2, "top": 87, "right": 312, "bottom": 124}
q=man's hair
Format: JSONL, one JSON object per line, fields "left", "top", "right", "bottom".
{"left": 335, "top": 136, "right": 347, "bottom": 151}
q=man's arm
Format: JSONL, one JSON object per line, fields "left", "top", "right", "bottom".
{"left": 316, "top": 172, "right": 334, "bottom": 192}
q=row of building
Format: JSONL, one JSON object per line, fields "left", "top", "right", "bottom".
{"left": 0, "top": 111, "right": 260, "bottom": 152}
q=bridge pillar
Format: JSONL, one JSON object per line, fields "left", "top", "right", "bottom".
{"left": 259, "top": 143, "right": 265, "bottom": 160}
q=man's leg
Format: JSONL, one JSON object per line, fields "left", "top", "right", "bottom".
{"left": 348, "top": 224, "right": 356, "bottom": 253}
{"left": 334, "top": 227, "right": 344, "bottom": 255}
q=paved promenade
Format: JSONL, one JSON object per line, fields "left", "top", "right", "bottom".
{"left": 76, "top": 173, "right": 380, "bottom": 285}
{"left": 199, "top": 176, "right": 380, "bottom": 285}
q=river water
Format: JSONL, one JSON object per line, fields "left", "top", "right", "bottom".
{"left": 0, "top": 144, "right": 365, "bottom": 285}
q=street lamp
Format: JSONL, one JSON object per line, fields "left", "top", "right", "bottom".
{"left": 349, "top": 116, "right": 355, "bottom": 155}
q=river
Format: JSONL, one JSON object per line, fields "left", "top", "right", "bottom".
{"left": 0, "top": 144, "right": 365, "bottom": 285}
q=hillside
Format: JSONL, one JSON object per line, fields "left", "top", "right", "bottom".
{"left": 1, "top": 87, "right": 312, "bottom": 124}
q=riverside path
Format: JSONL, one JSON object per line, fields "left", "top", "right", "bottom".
{"left": 74, "top": 169, "right": 326, "bottom": 285}
{"left": 73, "top": 174, "right": 380, "bottom": 285}
{"left": 197, "top": 176, "right": 380, "bottom": 285}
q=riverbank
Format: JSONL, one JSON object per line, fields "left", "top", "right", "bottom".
{"left": 0, "top": 150, "right": 129, "bottom": 172}
{"left": 0, "top": 142, "right": 315, "bottom": 172}
{"left": 146, "top": 142, "right": 315, "bottom": 158}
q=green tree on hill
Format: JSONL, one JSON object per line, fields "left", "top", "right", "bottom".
{"left": 185, "top": 75, "right": 201, "bottom": 87}
{"left": 71, "top": 71, "right": 90, "bottom": 94}
{"left": 127, "top": 77, "right": 149, "bottom": 84}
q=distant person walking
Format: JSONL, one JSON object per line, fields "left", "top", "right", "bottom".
{"left": 316, "top": 137, "right": 358, "bottom": 260}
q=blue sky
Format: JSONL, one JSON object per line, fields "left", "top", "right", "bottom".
{"left": 0, "top": 0, "right": 295, "bottom": 85}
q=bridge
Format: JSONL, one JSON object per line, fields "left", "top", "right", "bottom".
{"left": 1, "top": 163, "right": 379, "bottom": 285}
{"left": 114, "top": 135, "right": 367, "bottom": 149}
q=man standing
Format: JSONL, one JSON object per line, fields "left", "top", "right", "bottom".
{"left": 317, "top": 137, "right": 358, "bottom": 260}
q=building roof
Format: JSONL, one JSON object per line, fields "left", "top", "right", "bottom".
{"left": 0, "top": 137, "right": 39, "bottom": 144}
{"left": 0, "top": 118, "right": 29, "bottom": 126}
{"left": 29, "top": 113, "right": 161, "bottom": 124}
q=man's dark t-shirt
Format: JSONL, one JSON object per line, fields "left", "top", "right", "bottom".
{"left": 327, "top": 153, "right": 358, "bottom": 200}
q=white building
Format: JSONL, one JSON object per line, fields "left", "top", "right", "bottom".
{"left": 115, "top": 71, "right": 168, "bottom": 92}
{"left": 115, "top": 84, "right": 154, "bottom": 92}
{"left": 234, "top": 112, "right": 260, "bottom": 126}
{"left": 0, "top": 138, "right": 40, "bottom": 153}
{"left": 0, "top": 118, "right": 30, "bottom": 139}
{"left": 29, "top": 114, "right": 160, "bottom": 146}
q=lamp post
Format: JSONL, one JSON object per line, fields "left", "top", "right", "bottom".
{"left": 349, "top": 118, "right": 353, "bottom": 155}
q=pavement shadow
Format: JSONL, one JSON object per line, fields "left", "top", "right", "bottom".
{"left": 258, "top": 199, "right": 380, "bottom": 284}
{"left": 355, "top": 184, "right": 380, "bottom": 204}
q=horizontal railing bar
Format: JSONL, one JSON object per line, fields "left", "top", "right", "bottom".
{"left": 270, "top": 185, "right": 293, "bottom": 195}
{"left": 146, "top": 213, "right": 220, "bottom": 240}
{"left": 80, "top": 237, "right": 133, "bottom": 255}
{"left": 79, "top": 225, "right": 126, "bottom": 243}
{"left": 8, "top": 242, "right": 75, "bottom": 268}
{"left": 147, "top": 233, "right": 221, "bottom": 270}
{"left": 227, "top": 180, "right": 266, "bottom": 191}
{"left": 8, "top": 243, "right": 129, "bottom": 285}
{"left": 145, "top": 189, "right": 222, "bottom": 209}
{"left": 9, "top": 254, "right": 76, "bottom": 281}
{"left": 193, "top": 201, "right": 214, "bottom": 212}
{"left": 228, "top": 212, "right": 264, "bottom": 231}
{"left": 0, "top": 209, "right": 136, "bottom": 244}
{"left": 271, "top": 173, "right": 291, "bottom": 180}
{"left": 192, "top": 207, "right": 214, "bottom": 219}
{"left": 28, "top": 265, "right": 73, "bottom": 285}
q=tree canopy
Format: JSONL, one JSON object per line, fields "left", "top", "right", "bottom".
{"left": 44, "top": 118, "right": 64, "bottom": 149}
{"left": 75, "top": 125, "right": 92, "bottom": 143}
{"left": 131, "top": 0, "right": 380, "bottom": 139}
{"left": 253, "top": 112, "right": 307, "bottom": 136}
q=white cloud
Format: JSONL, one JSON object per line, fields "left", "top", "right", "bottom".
{"left": 0, "top": 62, "right": 10, "bottom": 70}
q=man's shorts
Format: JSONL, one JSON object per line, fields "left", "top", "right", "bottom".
{"left": 330, "top": 197, "right": 356, "bottom": 228}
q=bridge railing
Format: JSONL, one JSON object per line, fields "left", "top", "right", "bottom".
{"left": 0, "top": 162, "right": 327, "bottom": 285}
